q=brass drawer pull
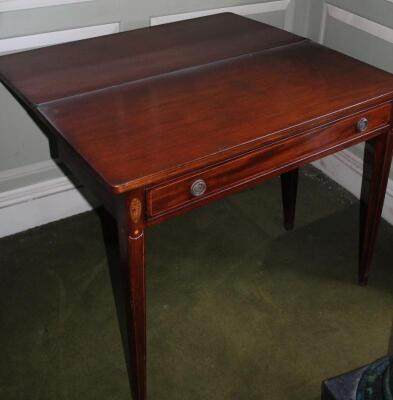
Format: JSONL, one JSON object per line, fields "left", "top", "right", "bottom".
{"left": 356, "top": 117, "right": 369, "bottom": 133}
{"left": 190, "top": 179, "right": 207, "bottom": 197}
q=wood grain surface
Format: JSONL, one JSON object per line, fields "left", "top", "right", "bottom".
{"left": 0, "top": 13, "right": 303, "bottom": 104}
{"left": 38, "top": 42, "right": 393, "bottom": 193}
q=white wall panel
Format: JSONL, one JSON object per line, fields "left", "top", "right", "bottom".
{"left": 311, "top": 0, "right": 393, "bottom": 221}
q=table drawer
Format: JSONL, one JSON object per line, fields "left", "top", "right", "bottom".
{"left": 147, "top": 104, "right": 391, "bottom": 218}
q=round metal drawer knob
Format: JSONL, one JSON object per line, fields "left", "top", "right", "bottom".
{"left": 356, "top": 117, "right": 369, "bottom": 133}
{"left": 190, "top": 179, "right": 207, "bottom": 197}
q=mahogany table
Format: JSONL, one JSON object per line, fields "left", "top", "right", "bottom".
{"left": 1, "top": 13, "right": 393, "bottom": 400}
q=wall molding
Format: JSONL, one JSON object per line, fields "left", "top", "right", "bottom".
{"left": 0, "top": 17, "right": 119, "bottom": 236}
{"left": 0, "top": 175, "right": 80, "bottom": 209}
{"left": 319, "top": 3, "right": 393, "bottom": 44}
{"left": 0, "top": 159, "right": 56, "bottom": 184}
{"left": 0, "top": 161, "right": 96, "bottom": 238}
{"left": 312, "top": 150, "right": 393, "bottom": 226}
{"left": 150, "top": 1, "right": 291, "bottom": 26}
{"left": 0, "top": 22, "right": 119, "bottom": 54}
{"left": 0, "top": 179, "right": 95, "bottom": 238}
{"left": 0, "top": 0, "right": 93, "bottom": 13}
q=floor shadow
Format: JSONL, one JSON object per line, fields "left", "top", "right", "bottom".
{"left": 34, "top": 101, "right": 133, "bottom": 393}
{"left": 95, "top": 207, "right": 132, "bottom": 393}
{"left": 389, "top": 317, "right": 393, "bottom": 355}
{"left": 263, "top": 204, "right": 393, "bottom": 295}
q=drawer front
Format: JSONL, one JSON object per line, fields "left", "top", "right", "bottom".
{"left": 147, "top": 104, "right": 391, "bottom": 218}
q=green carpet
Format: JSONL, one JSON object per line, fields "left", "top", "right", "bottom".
{"left": 0, "top": 166, "right": 392, "bottom": 400}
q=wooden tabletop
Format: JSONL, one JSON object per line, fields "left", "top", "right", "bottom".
{"left": 1, "top": 13, "right": 393, "bottom": 193}
{"left": 0, "top": 13, "right": 302, "bottom": 104}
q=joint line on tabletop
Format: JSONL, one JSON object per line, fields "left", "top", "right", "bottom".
{"left": 37, "top": 39, "right": 310, "bottom": 108}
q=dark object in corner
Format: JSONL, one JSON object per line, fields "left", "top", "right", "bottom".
{"left": 322, "top": 356, "right": 393, "bottom": 400}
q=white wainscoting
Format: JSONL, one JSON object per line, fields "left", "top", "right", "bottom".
{"left": 0, "top": 22, "right": 119, "bottom": 54}
{"left": 313, "top": 150, "right": 393, "bottom": 226}
{"left": 150, "top": 0, "right": 293, "bottom": 30}
{"left": 313, "top": 0, "right": 393, "bottom": 226}
{"left": 0, "top": 0, "right": 93, "bottom": 13}
{"left": 0, "top": 160, "right": 97, "bottom": 237}
{"left": 0, "top": 20, "right": 120, "bottom": 236}
{"left": 319, "top": 3, "right": 393, "bottom": 44}
{"left": 0, "top": 181, "right": 96, "bottom": 237}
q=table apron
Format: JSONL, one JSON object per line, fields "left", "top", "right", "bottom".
{"left": 146, "top": 105, "right": 392, "bottom": 225}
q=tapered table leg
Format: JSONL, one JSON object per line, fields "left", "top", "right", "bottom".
{"left": 281, "top": 168, "right": 299, "bottom": 231}
{"left": 359, "top": 130, "right": 393, "bottom": 285}
{"left": 118, "top": 194, "right": 146, "bottom": 400}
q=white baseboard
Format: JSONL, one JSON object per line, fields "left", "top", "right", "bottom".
{"left": 0, "top": 161, "right": 97, "bottom": 238}
{"left": 312, "top": 149, "right": 393, "bottom": 226}
{"left": 0, "top": 159, "right": 57, "bottom": 184}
